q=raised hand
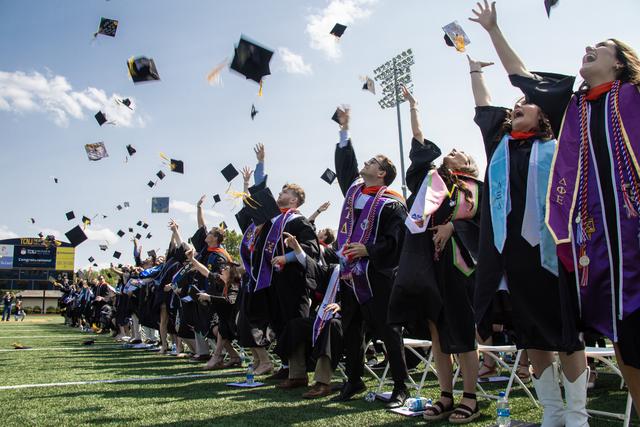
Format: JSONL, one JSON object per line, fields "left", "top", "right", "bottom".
{"left": 337, "top": 106, "right": 350, "bottom": 130}
{"left": 197, "top": 195, "right": 206, "bottom": 207}
{"left": 467, "top": 55, "right": 494, "bottom": 72}
{"left": 254, "top": 143, "right": 265, "bottom": 162}
{"left": 317, "top": 201, "right": 330, "bottom": 213}
{"left": 241, "top": 166, "right": 253, "bottom": 183}
{"left": 469, "top": 0, "right": 498, "bottom": 32}
{"left": 168, "top": 219, "right": 179, "bottom": 233}
{"left": 401, "top": 84, "right": 417, "bottom": 107}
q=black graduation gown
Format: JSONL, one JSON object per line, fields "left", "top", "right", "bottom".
{"left": 274, "top": 255, "right": 344, "bottom": 370}
{"left": 389, "top": 138, "right": 481, "bottom": 354}
{"left": 510, "top": 72, "right": 639, "bottom": 367}
{"left": 473, "top": 105, "right": 582, "bottom": 352}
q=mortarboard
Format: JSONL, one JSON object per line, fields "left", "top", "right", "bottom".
{"left": 38, "top": 232, "right": 44, "bottom": 238}
{"left": 147, "top": 250, "right": 157, "bottom": 258}
{"left": 99, "top": 244, "right": 108, "bottom": 251}
{"left": 146, "top": 233, "right": 152, "bottom": 239}
{"left": 124, "top": 202, "right": 130, "bottom": 208}
{"left": 442, "top": 21, "right": 470, "bottom": 52}
{"left": 95, "top": 111, "right": 108, "bottom": 126}
{"left": 330, "top": 23, "right": 347, "bottom": 38}
{"left": 230, "top": 36, "right": 273, "bottom": 84}
{"left": 65, "top": 211, "right": 75, "bottom": 221}
{"left": 321, "top": 168, "right": 337, "bottom": 185}
{"left": 136, "top": 221, "right": 142, "bottom": 226}
{"left": 126, "top": 144, "right": 136, "bottom": 156}
{"left": 113, "top": 251, "right": 122, "bottom": 259}
{"left": 53, "top": 177, "right": 58, "bottom": 184}
{"left": 147, "top": 180, "right": 155, "bottom": 188}
{"left": 128, "top": 227, "right": 134, "bottom": 233}
{"left": 135, "top": 233, "right": 142, "bottom": 240}
{"left": 242, "top": 187, "right": 280, "bottom": 226}
{"left": 221, "top": 163, "right": 239, "bottom": 182}
{"left": 127, "top": 56, "right": 160, "bottom": 83}
{"left": 30, "top": 218, "right": 35, "bottom": 224}
{"left": 156, "top": 170, "right": 165, "bottom": 180}
{"left": 544, "top": 0, "right": 559, "bottom": 17}
{"left": 331, "top": 107, "right": 343, "bottom": 124}
{"left": 219, "top": 221, "right": 228, "bottom": 230}
{"left": 151, "top": 197, "right": 170, "bottom": 213}
{"left": 116, "top": 205, "right": 123, "bottom": 211}
{"left": 119, "top": 98, "right": 133, "bottom": 109}
{"left": 117, "top": 230, "right": 125, "bottom": 237}
{"left": 65, "top": 225, "right": 88, "bottom": 247}
{"left": 95, "top": 17, "right": 118, "bottom": 37}
{"left": 88, "top": 257, "right": 95, "bottom": 263}
{"left": 170, "top": 159, "right": 184, "bottom": 174}
{"left": 85, "top": 142, "right": 109, "bottom": 161}
{"left": 82, "top": 216, "right": 91, "bottom": 226}
{"left": 93, "top": 263, "right": 98, "bottom": 267}
{"left": 102, "top": 214, "right": 108, "bottom": 219}
{"left": 362, "top": 76, "right": 375, "bottom": 94}
{"left": 213, "top": 194, "right": 221, "bottom": 204}
{"left": 142, "top": 223, "right": 149, "bottom": 229}
{"left": 251, "top": 104, "right": 258, "bottom": 120}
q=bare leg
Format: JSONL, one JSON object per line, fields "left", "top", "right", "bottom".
{"left": 159, "top": 304, "right": 168, "bottom": 353}
{"left": 423, "top": 321, "right": 454, "bottom": 416}
{"left": 527, "top": 349, "right": 555, "bottom": 377}
{"left": 614, "top": 343, "right": 640, "bottom": 415}
{"left": 558, "top": 350, "right": 587, "bottom": 382}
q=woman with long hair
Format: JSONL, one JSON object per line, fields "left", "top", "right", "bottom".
{"left": 471, "top": 0, "right": 640, "bottom": 417}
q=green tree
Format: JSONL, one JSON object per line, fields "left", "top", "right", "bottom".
{"left": 223, "top": 229, "right": 242, "bottom": 261}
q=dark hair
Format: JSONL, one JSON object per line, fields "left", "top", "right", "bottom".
{"left": 376, "top": 155, "right": 397, "bottom": 186}
{"left": 320, "top": 228, "right": 335, "bottom": 245}
{"left": 610, "top": 38, "right": 640, "bottom": 85}
{"left": 498, "top": 98, "right": 554, "bottom": 141}
{"left": 210, "top": 227, "right": 225, "bottom": 245}
{"left": 437, "top": 164, "right": 476, "bottom": 211}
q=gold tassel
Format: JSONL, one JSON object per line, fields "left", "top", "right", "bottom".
{"left": 258, "top": 80, "right": 263, "bottom": 97}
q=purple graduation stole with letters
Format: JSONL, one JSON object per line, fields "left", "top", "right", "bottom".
{"left": 312, "top": 266, "right": 340, "bottom": 346}
{"left": 239, "top": 223, "right": 257, "bottom": 284}
{"left": 337, "top": 181, "right": 393, "bottom": 304}
{"left": 253, "top": 209, "right": 297, "bottom": 292}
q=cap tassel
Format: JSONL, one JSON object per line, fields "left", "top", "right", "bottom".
{"left": 621, "top": 186, "right": 638, "bottom": 218}
{"left": 258, "top": 80, "right": 263, "bottom": 97}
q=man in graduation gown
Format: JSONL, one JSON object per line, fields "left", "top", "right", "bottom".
{"left": 331, "top": 107, "right": 409, "bottom": 406}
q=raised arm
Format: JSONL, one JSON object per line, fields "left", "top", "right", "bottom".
{"left": 467, "top": 55, "right": 494, "bottom": 107}
{"left": 469, "top": 0, "right": 534, "bottom": 78}
{"left": 169, "top": 219, "right": 183, "bottom": 246}
{"left": 241, "top": 166, "right": 253, "bottom": 194}
{"left": 334, "top": 106, "right": 360, "bottom": 195}
{"left": 308, "top": 201, "right": 330, "bottom": 223}
{"left": 253, "top": 143, "right": 266, "bottom": 186}
{"left": 186, "top": 248, "right": 209, "bottom": 278}
{"left": 400, "top": 85, "right": 424, "bottom": 143}
{"left": 196, "top": 195, "right": 206, "bottom": 229}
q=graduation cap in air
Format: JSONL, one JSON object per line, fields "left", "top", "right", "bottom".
{"left": 38, "top": 232, "right": 44, "bottom": 238}
{"left": 95, "top": 111, "right": 108, "bottom": 126}
{"left": 65, "top": 211, "right": 75, "bottom": 221}
{"left": 95, "top": 17, "right": 118, "bottom": 38}
{"left": 221, "top": 163, "right": 239, "bottom": 182}
{"left": 147, "top": 250, "right": 157, "bottom": 258}
{"left": 146, "top": 233, "right": 152, "bottom": 239}
{"left": 102, "top": 214, "right": 108, "bottom": 219}
{"left": 151, "top": 197, "right": 170, "bottom": 213}
{"left": 124, "top": 202, "right": 130, "bottom": 208}
{"left": 99, "top": 244, "right": 108, "bottom": 251}
{"left": 126, "top": 144, "right": 137, "bottom": 156}
{"left": 331, "top": 107, "right": 345, "bottom": 125}
{"left": 53, "top": 177, "right": 59, "bottom": 184}
{"left": 117, "top": 230, "right": 125, "bottom": 237}
{"left": 113, "top": 251, "right": 122, "bottom": 259}
{"left": 117, "top": 205, "right": 123, "bottom": 212}
{"left": 156, "top": 170, "right": 166, "bottom": 180}
{"left": 219, "top": 221, "right": 228, "bottom": 230}
{"left": 30, "top": 218, "right": 35, "bottom": 224}
{"left": 251, "top": 104, "right": 258, "bottom": 120}
{"left": 65, "top": 225, "right": 88, "bottom": 247}
{"left": 88, "top": 257, "right": 95, "bottom": 263}
{"left": 170, "top": 159, "right": 184, "bottom": 174}
{"left": 362, "top": 76, "right": 375, "bottom": 94}
{"left": 142, "top": 223, "right": 149, "bottom": 229}
{"left": 544, "top": 0, "right": 559, "bottom": 17}
{"left": 147, "top": 181, "right": 155, "bottom": 188}
{"left": 82, "top": 216, "right": 91, "bottom": 226}
{"left": 321, "top": 168, "right": 337, "bottom": 185}
{"left": 213, "top": 194, "right": 221, "bottom": 204}
{"left": 85, "top": 142, "right": 109, "bottom": 161}
{"left": 230, "top": 36, "right": 274, "bottom": 84}
{"left": 242, "top": 187, "right": 280, "bottom": 226}
{"left": 127, "top": 56, "right": 160, "bottom": 83}
{"left": 330, "top": 23, "right": 347, "bottom": 38}
{"left": 442, "top": 21, "right": 470, "bottom": 52}
{"left": 135, "top": 233, "right": 142, "bottom": 240}
{"left": 128, "top": 227, "right": 134, "bottom": 233}
{"left": 136, "top": 220, "right": 143, "bottom": 226}
{"left": 119, "top": 98, "right": 133, "bottom": 109}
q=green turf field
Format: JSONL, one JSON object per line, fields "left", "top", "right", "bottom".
{"left": 0, "top": 316, "right": 635, "bottom": 426}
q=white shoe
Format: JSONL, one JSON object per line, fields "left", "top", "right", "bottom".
{"left": 562, "top": 368, "right": 590, "bottom": 427}
{"left": 532, "top": 365, "right": 565, "bottom": 427}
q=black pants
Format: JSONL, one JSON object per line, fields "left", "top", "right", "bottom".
{"left": 341, "top": 285, "right": 407, "bottom": 385}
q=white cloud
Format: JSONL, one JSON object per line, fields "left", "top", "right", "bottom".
{"left": 306, "top": 0, "right": 376, "bottom": 60}
{"left": 0, "top": 70, "right": 145, "bottom": 127}
{"left": 85, "top": 227, "right": 119, "bottom": 245}
{"left": 0, "top": 225, "right": 18, "bottom": 240}
{"left": 170, "top": 200, "right": 222, "bottom": 219}
{"left": 278, "top": 47, "right": 313, "bottom": 75}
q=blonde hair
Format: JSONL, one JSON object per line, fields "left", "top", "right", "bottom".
{"left": 611, "top": 38, "right": 640, "bottom": 85}
{"left": 282, "top": 183, "right": 306, "bottom": 207}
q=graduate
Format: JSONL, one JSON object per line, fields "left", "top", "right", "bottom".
{"left": 468, "top": 2, "right": 587, "bottom": 425}
{"left": 471, "top": 1, "right": 640, "bottom": 414}
{"left": 331, "top": 107, "right": 409, "bottom": 406}
{"left": 388, "top": 85, "right": 483, "bottom": 423}
{"left": 272, "top": 232, "right": 343, "bottom": 398}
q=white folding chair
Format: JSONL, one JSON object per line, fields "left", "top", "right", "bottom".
{"left": 376, "top": 338, "right": 435, "bottom": 394}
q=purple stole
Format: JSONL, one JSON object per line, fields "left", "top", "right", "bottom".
{"left": 312, "top": 266, "right": 340, "bottom": 346}
{"left": 546, "top": 82, "right": 640, "bottom": 340}
{"left": 244, "top": 210, "right": 297, "bottom": 292}
{"left": 337, "top": 181, "right": 394, "bottom": 304}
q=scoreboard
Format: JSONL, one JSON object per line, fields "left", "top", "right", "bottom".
{"left": 0, "top": 238, "right": 75, "bottom": 271}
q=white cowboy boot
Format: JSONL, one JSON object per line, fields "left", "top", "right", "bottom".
{"left": 562, "top": 367, "right": 590, "bottom": 427}
{"left": 532, "top": 365, "right": 565, "bottom": 427}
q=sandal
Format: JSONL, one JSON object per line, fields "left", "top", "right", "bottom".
{"left": 423, "top": 391, "right": 455, "bottom": 421}
{"left": 449, "top": 392, "right": 481, "bottom": 424}
{"left": 478, "top": 362, "right": 497, "bottom": 379}
{"left": 516, "top": 363, "right": 531, "bottom": 383}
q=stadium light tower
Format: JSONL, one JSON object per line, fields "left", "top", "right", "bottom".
{"left": 374, "top": 49, "right": 414, "bottom": 199}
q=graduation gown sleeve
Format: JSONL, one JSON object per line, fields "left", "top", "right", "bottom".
{"left": 335, "top": 139, "right": 360, "bottom": 196}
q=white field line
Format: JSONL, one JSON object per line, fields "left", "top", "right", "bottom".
{"left": 0, "top": 335, "right": 97, "bottom": 339}
{"left": 0, "top": 345, "right": 118, "bottom": 352}
{"left": 0, "top": 372, "right": 237, "bottom": 391}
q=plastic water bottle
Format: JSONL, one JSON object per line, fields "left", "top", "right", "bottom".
{"left": 405, "top": 397, "right": 432, "bottom": 412}
{"left": 246, "top": 363, "right": 255, "bottom": 385}
{"left": 497, "top": 391, "right": 511, "bottom": 427}
{"left": 364, "top": 391, "right": 376, "bottom": 402}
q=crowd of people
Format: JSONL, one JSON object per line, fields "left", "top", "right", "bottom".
{"left": 47, "top": 2, "right": 640, "bottom": 425}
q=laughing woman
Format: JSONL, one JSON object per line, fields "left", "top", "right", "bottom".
{"left": 471, "top": 0, "right": 640, "bottom": 417}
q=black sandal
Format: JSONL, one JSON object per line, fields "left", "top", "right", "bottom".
{"left": 423, "top": 391, "right": 455, "bottom": 421}
{"left": 449, "top": 392, "right": 481, "bottom": 424}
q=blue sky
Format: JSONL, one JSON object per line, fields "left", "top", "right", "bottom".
{"left": 1, "top": 0, "right": 639, "bottom": 269}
